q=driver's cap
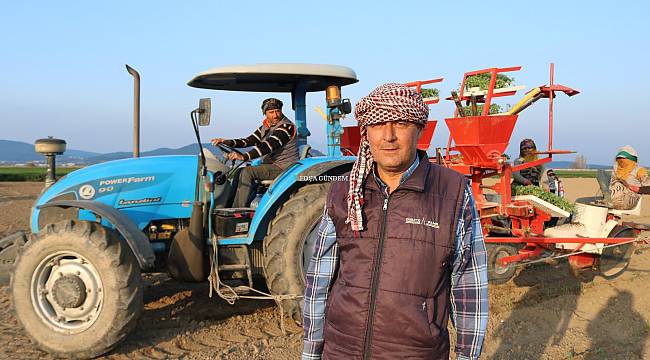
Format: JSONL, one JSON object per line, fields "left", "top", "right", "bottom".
{"left": 261, "top": 98, "right": 283, "bottom": 114}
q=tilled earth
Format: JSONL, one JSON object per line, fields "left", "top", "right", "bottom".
{"left": 1, "top": 181, "right": 649, "bottom": 359}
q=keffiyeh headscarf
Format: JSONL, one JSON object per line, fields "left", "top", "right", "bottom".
{"left": 346, "top": 83, "right": 429, "bottom": 232}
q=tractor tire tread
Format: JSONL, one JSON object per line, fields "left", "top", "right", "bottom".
{"left": 263, "top": 183, "right": 330, "bottom": 323}
{"left": 10, "top": 220, "right": 143, "bottom": 358}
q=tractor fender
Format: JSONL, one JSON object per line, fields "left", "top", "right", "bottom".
{"left": 293, "top": 159, "right": 354, "bottom": 179}
{"left": 218, "top": 158, "right": 354, "bottom": 246}
{"left": 38, "top": 200, "right": 155, "bottom": 270}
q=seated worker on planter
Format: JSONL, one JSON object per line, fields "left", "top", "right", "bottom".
{"left": 211, "top": 98, "right": 298, "bottom": 207}
{"left": 608, "top": 145, "right": 650, "bottom": 210}
{"left": 511, "top": 138, "right": 567, "bottom": 206}
{"left": 512, "top": 138, "right": 547, "bottom": 187}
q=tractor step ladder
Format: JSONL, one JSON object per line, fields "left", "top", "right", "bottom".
{"left": 217, "top": 244, "right": 254, "bottom": 294}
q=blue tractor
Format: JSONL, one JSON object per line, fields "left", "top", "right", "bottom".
{"left": 3, "top": 64, "right": 358, "bottom": 358}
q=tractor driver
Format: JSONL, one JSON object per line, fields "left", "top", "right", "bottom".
{"left": 211, "top": 98, "right": 299, "bottom": 208}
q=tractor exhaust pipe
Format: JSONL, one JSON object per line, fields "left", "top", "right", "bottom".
{"left": 126, "top": 64, "right": 140, "bottom": 158}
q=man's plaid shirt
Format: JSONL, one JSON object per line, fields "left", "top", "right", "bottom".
{"left": 302, "top": 157, "right": 489, "bottom": 360}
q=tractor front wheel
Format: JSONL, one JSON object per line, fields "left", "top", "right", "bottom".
{"left": 11, "top": 220, "right": 142, "bottom": 358}
{"left": 263, "top": 183, "right": 330, "bottom": 324}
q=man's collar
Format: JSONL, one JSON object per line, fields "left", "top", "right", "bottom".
{"left": 401, "top": 154, "right": 420, "bottom": 182}
{"left": 263, "top": 115, "right": 287, "bottom": 129}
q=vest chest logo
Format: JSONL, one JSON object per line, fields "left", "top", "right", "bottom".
{"left": 405, "top": 217, "right": 440, "bottom": 229}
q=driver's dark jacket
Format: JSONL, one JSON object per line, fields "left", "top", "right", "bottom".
{"left": 223, "top": 116, "right": 299, "bottom": 169}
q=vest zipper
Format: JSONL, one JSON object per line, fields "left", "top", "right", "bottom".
{"left": 363, "top": 195, "right": 389, "bottom": 360}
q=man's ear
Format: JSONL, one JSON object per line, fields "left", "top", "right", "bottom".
{"left": 416, "top": 124, "right": 424, "bottom": 139}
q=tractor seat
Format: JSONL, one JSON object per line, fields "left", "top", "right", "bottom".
{"left": 257, "top": 145, "right": 311, "bottom": 188}
{"left": 596, "top": 170, "right": 613, "bottom": 203}
{"left": 299, "top": 144, "right": 312, "bottom": 160}
{"left": 609, "top": 197, "right": 643, "bottom": 217}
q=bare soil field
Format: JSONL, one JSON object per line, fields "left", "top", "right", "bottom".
{"left": 1, "top": 180, "right": 649, "bottom": 360}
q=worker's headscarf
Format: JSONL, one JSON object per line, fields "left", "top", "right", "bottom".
{"left": 614, "top": 145, "right": 644, "bottom": 180}
{"left": 519, "top": 138, "right": 538, "bottom": 163}
{"left": 346, "top": 83, "right": 429, "bottom": 232}
{"left": 616, "top": 145, "right": 638, "bottom": 162}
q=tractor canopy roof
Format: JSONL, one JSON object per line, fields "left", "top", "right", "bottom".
{"left": 187, "top": 63, "right": 358, "bottom": 92}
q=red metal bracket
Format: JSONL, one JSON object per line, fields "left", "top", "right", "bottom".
{"left": 404, "top": 78, "right": 444, "bottom": 105}
{"left": 485, "top": 237, "right": 636, "bottom": 244}
{"left": 498, "top": 245, "right": 543, "bottom": 266}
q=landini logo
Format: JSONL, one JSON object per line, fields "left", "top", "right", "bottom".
{"left": 405, "top": 217, "right": 440, "bottom": 229}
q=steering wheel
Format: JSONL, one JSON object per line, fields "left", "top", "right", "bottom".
{"left": 214, "top": 143, "right": 243, "bottom": 157}
{"left": 213, "top": 143, "right": 248, "bottom": 178}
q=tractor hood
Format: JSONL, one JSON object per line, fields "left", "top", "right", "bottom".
{"left": 31, "top": 155, "right": 200, "bottom": 233}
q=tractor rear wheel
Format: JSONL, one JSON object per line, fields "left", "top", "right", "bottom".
{"left": 11, "top": 220, "right": 142, "bottom": 358}
{"left": 263, "top": 183, "right": 330, "bottom": 324}
{"left": 486, "top": 244, "right": 518, "bottom": 284}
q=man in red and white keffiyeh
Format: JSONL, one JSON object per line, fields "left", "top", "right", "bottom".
{"left": 346, "top": 83, "right": 429, "bottom": 232}
{"left": 303, "top": 83, "right": 489, "bottom": 360}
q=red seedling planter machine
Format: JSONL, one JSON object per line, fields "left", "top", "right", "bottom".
{"left": 340, "top": 65, "right": 645, "bottom": 283}
{"left": 436, "top": 64, "right": 644, "bottom": 283}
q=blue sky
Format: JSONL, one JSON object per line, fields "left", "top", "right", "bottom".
{"left": 1, "top": 1, "right": 648, "bottom": 165}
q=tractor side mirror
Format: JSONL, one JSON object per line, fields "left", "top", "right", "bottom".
{"left": 198, "top": 98, "right": 211, "bottom": 126}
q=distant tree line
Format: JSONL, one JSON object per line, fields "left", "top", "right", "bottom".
{"left": 572, "top": 155, "right": 587, "bottom": 169}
